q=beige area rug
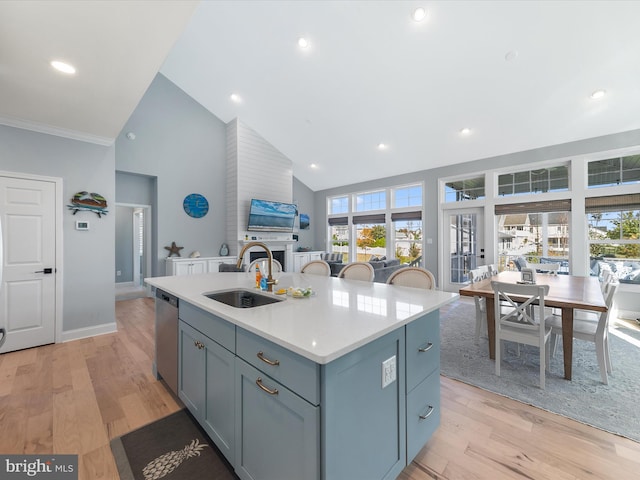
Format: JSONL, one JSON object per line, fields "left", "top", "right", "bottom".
{"left": 111, "top": 409, "right": 238, "bottom": 480}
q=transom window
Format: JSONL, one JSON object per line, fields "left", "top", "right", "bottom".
{"left": 498, "top": 165, "right": 569, "bottom": 196}
{"left": 588, "top": 155, "right": 640, "bottom": 188}
{"left": 355, "top": 190, "right": 386, "bottom": 211}
{"left": 444, "top": 176, "right": 485, "bottom": 202}
{"left": 329, "top": 196, "right": 349, "bottom": 214}
{"left": 394, "top": 184, "right": 422, "bottom": 207}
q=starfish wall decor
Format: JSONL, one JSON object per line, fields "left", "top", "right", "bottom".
{"left": 165, "top": 241, "right": 184, "bottom": 257}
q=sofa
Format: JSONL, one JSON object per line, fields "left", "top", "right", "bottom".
{"left": 322, "top": 254, "right": 408, "bottom": 283}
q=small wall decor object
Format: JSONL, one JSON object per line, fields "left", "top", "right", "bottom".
{"left": 299, "top": 213, "right": 310, "bottom": 230}
{"left": 165, "top": 241, "right": 184, "bottom": 257}
{"left": 219, "top": 243, "right": 229, "bottom": 256}
{"left": 183, "top": 193, "right": 209, "bottom": 218}
{"left": 67, "top": 191, "right": 108, "bottom": 217}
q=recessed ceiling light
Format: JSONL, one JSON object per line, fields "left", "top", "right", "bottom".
{"left": 230, "top": 93, "right": 242, "bottom": 103}
{"left": 310, "top": 163, "right": 318, "bottom": 169}
{"left": 460, "top": 128, "right": 472, "bottom": 136}
{"left": 50, "top": 60, "right": 76, "bottom": 75}
{"left": 590, "top": 89, "right": 606, "bottom": 99}
{"left": 298, "top": 37, "right": 309, "bottom": 49}
{"left": 412, "top": 7, "right": 427, "bottom": 22}
{"left": 377, "top": 143, "right": 388, "bottom": 150}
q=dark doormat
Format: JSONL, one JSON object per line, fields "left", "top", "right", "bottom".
{"left": 110, "top": 409, "right": 238, "bottom": 480}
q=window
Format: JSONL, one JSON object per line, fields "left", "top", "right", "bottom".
{"left": 587, "top": 194, "right": 640, "bottom": 284}
{"left": 444, "top": 176, "right": 485, "bottom": 202}
{"left": 588, "top": 155, "right": 640, "bottom": 188}
{"left": 355, "top": 190, "right": 385, "bottom": 211}
{"left": 498, "top": 166, "right": 569, "bottom": 196}
{"left": 328, "top": 217, "right": 349, "bottom": 262}
{"left": 393, "top": 184, "right": 422, "bottom": 207}
{"left": 329, "top": 195, "right": 348, "bottom": 214}
{"left": 495, "top": 200, "right": 571, "bottom": 273}
{"left": 326, "top": 183, "right": 423, "bottom": 264}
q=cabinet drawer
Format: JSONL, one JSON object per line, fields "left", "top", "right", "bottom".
{"left": 236, "top": 328, "right": 320, "bottom": 405}
{"left": 406, "top": 370, "right": 440, "bottom": 463}
{"left": 179, "top": 302, "right": 235, "bottom": 352}
{"left": 406, "top": 311, "right": 440, "bottom": 392}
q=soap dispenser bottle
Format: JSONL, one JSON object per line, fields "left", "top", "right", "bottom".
{"left": 255, "top": 265, "right": 261, "bottom": 288}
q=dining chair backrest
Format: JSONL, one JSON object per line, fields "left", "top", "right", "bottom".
{"left": 300, "top": 259, "right": 331, "bottom": 276}
{"left": 338, "top": 262, "right": 375, "bottom": 282}
{"left": 386, "top": 267, "right": 436, "bottom": 289}
{"left": 247, "top": 258, "right": 283, "bottom": 273}
{"left": 527, "top": 262, "right": 560, "bottom": 274}
{"left": 596, "top": 281, "right": 618, "bottom": 333}
{"left": 469, "top": 268, "right": 485, "bottom": 284}
{"left": 491, "top": 280, "right": 553, "bottom": 389}
{"left": 484, "top": 264, "right": 499, "bottom": 277}
{"left": 601, "top": 269, "right": 614, "bottom": 294}
{"left": 492, "top": 281, "right": 550, "bottom": 336}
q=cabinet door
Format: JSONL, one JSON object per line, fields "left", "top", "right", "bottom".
{"left": 173, "top": 261, "right": 192, "bottom": 276}
{"left": 190, "top": 260, "right": 207, "bottom": 275}
{"left": 203, "top": 335, "right": 236, "bottom": 462}
{"left": 178, "top": 321, "right": 206, "bottom": 420}
{"left": 235, "top": 359, "right": 319, "bottom": 480}
{"left": 292, "top": 253, "right": 308, "bottom": 273}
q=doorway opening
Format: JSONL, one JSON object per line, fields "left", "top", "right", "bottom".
{"left": 116, "top": 203, "right": 152, "bottom": 301}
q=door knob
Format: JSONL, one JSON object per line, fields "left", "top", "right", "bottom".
{"left": 34, "top": 268, "right": 54, "bottom": 274}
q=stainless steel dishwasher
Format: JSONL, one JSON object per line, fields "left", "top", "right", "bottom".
{"left": 155, "top": 288, "right": 178, "bottom": 395}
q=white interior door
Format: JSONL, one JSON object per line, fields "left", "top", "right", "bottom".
{"left": 0, "top": 175, "right": 57, "bottom": 353}
{"left": 442, "top": 208, "right": 484, "bottom": 292}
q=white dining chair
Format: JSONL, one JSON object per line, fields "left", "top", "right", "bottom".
{"left": 386, "top": 267, "right": 436, "bottom": 290}
{"left": 492, "top": 281, "right": 555, "bottom": 389}
{"left": 300, "top": 259, "right": 331, "bottom": 276}
{"left": 338, "top": 262, "right": 375, "bottom": 282}
{"left": 527, "top": 262, "right": 560, "bottom": 274}
{"left": 549, "top": 281, "right": 618, "bottom": 384}
{"left": 469, "top": 268, "right": 487, "bottom": 345}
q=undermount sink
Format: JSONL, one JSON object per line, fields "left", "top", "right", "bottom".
{"left": 204, "top": 289, "right": 284, "bottom": 308}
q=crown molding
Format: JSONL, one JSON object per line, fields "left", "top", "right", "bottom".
{"left": 0, "top": 115, "right": 114, "bottom": 146}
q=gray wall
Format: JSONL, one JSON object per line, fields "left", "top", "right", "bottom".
{"left": 116, "top": 73, "right": 228, "bottom": 276}
{"left": 115, "top": 171, "right": 155, "bottom": 281}
{"left": 293, "top": 176, "right": 316, "bottom": 250}
{"left": 115, "top": 205, "right": 134, "bottom": 282}
{"left": 0, "top": 125, "right": 115, "bottom": 332}
{"left": 314, "top": 128, "right": 640, "bottom": 280}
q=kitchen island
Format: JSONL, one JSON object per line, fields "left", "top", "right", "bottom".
{"left": 146, "top": 271, "right": 457, "bottom": 480}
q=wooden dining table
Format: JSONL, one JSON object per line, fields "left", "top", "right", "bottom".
{"left": 459, "top": 271, "right": 607, "bottom": 380}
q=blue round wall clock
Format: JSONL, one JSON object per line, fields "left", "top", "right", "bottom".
{"left": 183, "top": 193, "right": 209, "bottom": 218}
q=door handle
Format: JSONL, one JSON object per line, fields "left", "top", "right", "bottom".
{"left": 34, "top": 268, "right": 54, "bottom": 274}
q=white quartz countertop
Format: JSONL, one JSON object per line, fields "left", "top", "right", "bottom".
{"left": 146, "top": 272, "right": 458, "bottom": 364}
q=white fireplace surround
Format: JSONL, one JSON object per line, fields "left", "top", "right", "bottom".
{"left": 237, "top": 240, "right": 296, "bottom": 272}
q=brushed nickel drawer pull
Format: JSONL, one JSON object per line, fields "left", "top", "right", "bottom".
{"left": 256, "top": 377, "right": 278, "bottom": 395}
{"left": 419, "top": 405, "right": 435, "bottom": 420}
{"left": 257, "top": 351, "right": 280, "bottom": 366}
{"left": 418, "top": 342, "right": 433, "bottom": 353}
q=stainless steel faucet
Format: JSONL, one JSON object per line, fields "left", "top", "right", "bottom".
{"left": 236, "top": 241, "right": 277, "bottom": 292}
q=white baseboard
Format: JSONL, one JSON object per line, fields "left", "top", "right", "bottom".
{"left": 60, "top": 322, "right": 117, "bottom": 343}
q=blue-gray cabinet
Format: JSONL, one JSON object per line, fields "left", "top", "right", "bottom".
{"left": 177, "top": 301, "right": 441, "bottom": 480}
{"left": 178, "top": 303, "right": 236, "bottom": 462}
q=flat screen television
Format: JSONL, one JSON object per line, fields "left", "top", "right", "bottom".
{"left": 247, "top": 198, "right": 297, "bottom": 232}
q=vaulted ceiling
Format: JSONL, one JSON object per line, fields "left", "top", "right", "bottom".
{"left": 2, "top": 1, "right": 640, "bottom": 191}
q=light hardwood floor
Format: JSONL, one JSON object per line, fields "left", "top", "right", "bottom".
{"left": 1, "top": 298, "right": 639, "bottom": 479}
